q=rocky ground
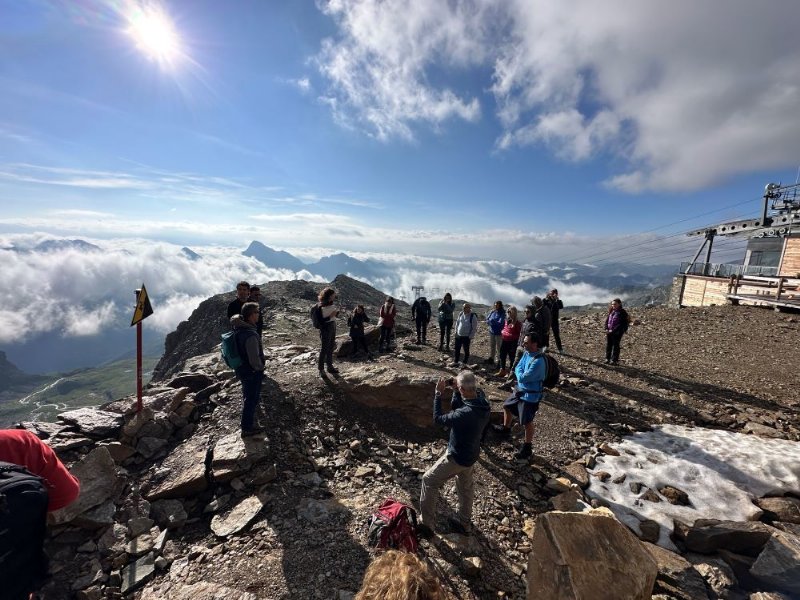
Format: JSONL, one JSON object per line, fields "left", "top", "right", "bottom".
{"left": 19, "top": 281, "right": 800, "bottom": 600}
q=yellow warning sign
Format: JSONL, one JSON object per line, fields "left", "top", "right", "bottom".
{"left": 131, "top": 284, "right": 154, "bottom": 326}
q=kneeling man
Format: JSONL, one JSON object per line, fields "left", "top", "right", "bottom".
{"left": 418, "top": 370, "right": 490, "bottom": 538}
{"left": 494, "top": 333, "right": 546, "bottom": 460}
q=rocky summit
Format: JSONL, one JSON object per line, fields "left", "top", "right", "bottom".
{"left": 16, "top": 276, "right": 800, "bottom": 599}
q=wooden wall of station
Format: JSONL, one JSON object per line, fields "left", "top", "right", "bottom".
{"left": 679, "top": 276, "right": 773, "bottom": 308}
{"left": 779, "top": 236, "right": 800, "bottom": 277}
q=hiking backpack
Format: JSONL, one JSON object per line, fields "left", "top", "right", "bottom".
{"left": 310, "top": 304, "right": 323, "bottom": 329}
{"left": 220, "top": 330, "right": 243, "bottom": 369}
{"left": 366, "top": 498, "right": 419, "bottom": 553}
{"left": 619, "top": 309, "right": 630, "bottom": 334}
{"left": 542, "top": 354, "right": 561, "bottom": 388}
{"left": 0, "top": 461, "right": 50, "bottom": 599}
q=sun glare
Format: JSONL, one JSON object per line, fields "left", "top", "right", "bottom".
{"left": 126, "top": 3, "right": 183, "bottom": 68}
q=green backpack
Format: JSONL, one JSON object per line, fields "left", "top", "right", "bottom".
{"left": 220, "top": 330, "right": 242, "bottom": 368}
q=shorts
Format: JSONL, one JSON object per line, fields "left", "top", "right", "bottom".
{"left": 503, "top": 394, "right": 540, "bottom": 425}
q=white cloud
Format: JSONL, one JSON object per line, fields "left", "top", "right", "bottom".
{"left": 316, "top": 0, "right": 486, "bottom": 140}
{"left": 317, "top": 0, "right": 800, "bottom": 191}
{"left": 0, "top": 238, "right": 325, "bottom": 344}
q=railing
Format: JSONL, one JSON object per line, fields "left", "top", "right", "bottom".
{"left": 678, "top": 262, "right": 779, "bottom": 277}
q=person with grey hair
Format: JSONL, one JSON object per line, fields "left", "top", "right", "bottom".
{"left": 417, "top": 370, "right": 490, "bottom": 539}
{"left": 230, "top": 301, "right": 266, "bottom": 436}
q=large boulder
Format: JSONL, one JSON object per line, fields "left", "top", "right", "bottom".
{"left": 755, "top": 496, "right": 800, "bottom": 524}
{"left": 211, "top": 433, "right": 268, "bottom": 482}
{"left": 58, "top": 408, "right": 123, "bottom": 438}
{"left": 145, "top": 436, "right": 209, "bottom": 500}
{"left": 679, "top": 520, "right": 775, "bottom": 556}
{"left": 644, "top": 543, "right": 710, "bottom": 600}
{"left": 526, "top": 509, "right": 657, "bottom": 600}
{"left": 338, "top": 365, "right": 445, "bottom": 428}
{"left": 749, "top": 530, "right": 800, "bottom": 596}
{"left": 210, "top": 496, "right": 264, "bottom": 537}
{"left": 51, "top": 447, "right": 123, "bottom": 525}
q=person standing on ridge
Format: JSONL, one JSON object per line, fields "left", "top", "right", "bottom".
{"left": 227, "top": 280, "right": 250, "bottom": 320}
{"left": 485, "top": 300, "right": 506, "bottom": 365}
{"left": 418, "top": 371, "right": 490, "bottom": 539}
{"left": 248, "top": 285, "right": 264, "bottom": 336}
{"left": 496, "top": 305, "right": 521, "bottom": 377}
{"left": 378, "top": 296, "right": 396, "bottom": 353}
{"left": 452, "top": 303, "right": 477, "bottom": 366}
{"left": 411, "top": 295, "right": 432, "bottom": 345}
{"left": 437, "top": 293, "right": 455, "bottom": 352}
{"left": 231, "top": 302, "right": 266, "bottom": 436}
{"left": 605, "top": 298, "right": 629, "bottom": 365}
{"left": 531, "top": 296, "right": 551, "bottom": 351}
{"left": 494, "top": 332, "right": 546, "bottom": 461}
{"left": 544, "top": 289, "right": 564, "bottom": 354}
{"left": 347, "top": 304, "right": 371, "bottom": 359}
{"left": 317, "top": 287, "right": 340, "bottom": 375}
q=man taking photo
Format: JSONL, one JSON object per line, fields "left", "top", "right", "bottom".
{"left": 418, "top": 370, "right": 490, "bottom": 538}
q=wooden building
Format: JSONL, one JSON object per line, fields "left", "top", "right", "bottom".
{"left": 670, "top": 182, "right": 800, "bottom": 310}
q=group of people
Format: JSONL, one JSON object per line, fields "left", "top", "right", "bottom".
{"left": 226, "top": 281, "right": 631, "bottom": 546}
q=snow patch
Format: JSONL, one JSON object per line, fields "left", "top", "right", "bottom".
{"left": 587, "top": 424, "right": 800, "bottom": 550}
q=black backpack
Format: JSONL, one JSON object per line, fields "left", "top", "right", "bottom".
{"left": 542, "top": 354, "right": 560, "bottom": 388}
{"left": 620, "top": 309, "right": 630, "bottom": 333}
{"left": 310, "top": 304, "right": 323, "bottom": 329}
{"left": 0, "top": 462, "right": 50, "bottom": 599}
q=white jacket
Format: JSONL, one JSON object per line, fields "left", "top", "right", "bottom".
{"left": 455, "top": 311, "right": 477, "bottom": 338}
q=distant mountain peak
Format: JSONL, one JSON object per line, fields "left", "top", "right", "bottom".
{"left": 180, "top": 247, "right": 201, "bottom": 261}
{"left": 242, "top": 241, "right": 306, "bottom": 272}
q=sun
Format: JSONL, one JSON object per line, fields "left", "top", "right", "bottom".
{"left": 126, "top": 3, "right": 183, "bottom": 68}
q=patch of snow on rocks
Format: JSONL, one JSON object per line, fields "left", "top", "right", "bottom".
{"left": 586, "top": 424, "right": 800, "bottom": 550}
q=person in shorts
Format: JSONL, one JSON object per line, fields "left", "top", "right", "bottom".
{"left": 493, "top": 332, "right": 546, "bottom": 460}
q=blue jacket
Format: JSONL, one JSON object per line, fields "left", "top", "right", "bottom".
{"left": 433, "top": 389, "right": 490, "bottom": 467}
{"left": 514, "top": 351, "right": 546, "bottom": 403}
{"left": 486, "top": 309, "right": 506, "bottom": 335}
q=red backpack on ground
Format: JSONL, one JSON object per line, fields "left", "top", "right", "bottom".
{"left": 366, "top": 498, "right": 419, "bottom": 553}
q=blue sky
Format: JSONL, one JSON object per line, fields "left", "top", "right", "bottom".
{"left": 2, "top": 0, "right": 800, "bottom": 265}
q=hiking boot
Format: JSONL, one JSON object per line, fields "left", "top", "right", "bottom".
{"left": 318, "top": 368, "right": 326, "bottom": 377}
{"left": 241, "top": 426, "right": 266, "bottom": 438}
{"left": 416, "top": 523, "right": 435, "bottom": 540}
{"left": 514, "top": 443, "right": 533, "bottom": 461}
{"left": 327, "top": 366, "right": 340, "bottom": 374}
{"left": 449, "top": 361, "right": 460, "bottom": 368}
{"left": 447, "top": 517, "right": 471, "bottom": 535}
{"left": 498, "top": 381, "right": 514, "bottom": 391}
{"left": 493, "top": 424, "right": 511, "bottom": 438}
{"left": 437, "top": 344, "right": 443, "bottom": 351}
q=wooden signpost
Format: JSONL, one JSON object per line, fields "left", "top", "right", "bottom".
{"left": 131, "top": 284, "right": 154, "bottom": 413}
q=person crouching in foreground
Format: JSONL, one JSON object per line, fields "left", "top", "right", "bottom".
{"left": 418, "top": 370, "right": 490, "bottom": 538}
{"left": 494, "top": 332, "right": 546, "bottom": 460}
{"left": 231, "top": 302, "right": 266, "bottom": 437}
{"left": 355, "top": 550, "right": 445, "bottom": 600}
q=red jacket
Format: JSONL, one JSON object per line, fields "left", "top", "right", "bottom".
{"left": 379, "top": 303, "right": 396, "bottom": 327}
{"left": 501, "top": 319, "right": 522, "bottom": 343}
{"left": 0, "top": 429, "right": 80, "bottom": 511}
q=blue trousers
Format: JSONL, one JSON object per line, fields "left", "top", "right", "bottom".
{"left": 237, "top": 369, "right": 263, "bottom": 430}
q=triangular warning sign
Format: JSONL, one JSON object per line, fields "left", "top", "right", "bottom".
{"left": 131, "top": 284, "right": 154, "bottom": 326}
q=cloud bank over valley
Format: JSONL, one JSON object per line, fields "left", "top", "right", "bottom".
{"left": 0, "top": 234, "right": 677, "bottom": 373}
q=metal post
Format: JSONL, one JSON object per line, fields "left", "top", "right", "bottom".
{"left": 137, "top": 321, "right": 143, "bottom": 413}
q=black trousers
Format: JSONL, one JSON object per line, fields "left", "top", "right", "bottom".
{"left": 454, "top": 336, "right": 471, "bottom": 363}
{"left": 350, "top": 334, "right": 368, "bottom": 355}
{"left": 606, "top": 332, "right": 623, "bottom": 362}
{"left": 439, "top": 320, "right": 452, "bottom": 348}
{"left": 499, "top": 340, "right": 516, "bottom": 369}
{"left": 551, "top": 320, "right": 562, "bottom": 351}
{"left": 318, "top": 325, "right": 336, "bottom": 369}
{"left": 379, "top": 325, "right": 392, "bottom": 350}
{"left": 415, "top": 319, "right": 428, "bottom": 343}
